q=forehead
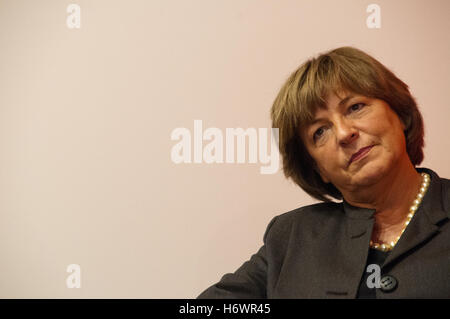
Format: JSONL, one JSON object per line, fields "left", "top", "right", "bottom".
{"left": 323, "top": 90, "right": 357, "bottom": 109}
{"left": 307, "top": 90, "right": 357, "bottom": 122}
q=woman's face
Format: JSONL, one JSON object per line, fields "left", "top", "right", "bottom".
{"left": 301, "top": 90, "right": 409, "bottom": 193}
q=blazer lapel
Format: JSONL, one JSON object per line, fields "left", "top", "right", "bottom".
{"left": 323, "top": 201, "right": 376, "bottom": 298}
{"left": 382, "top": 211, "right": 439, "bottom": 269}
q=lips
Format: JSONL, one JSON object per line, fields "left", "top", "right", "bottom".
{"left": 349, "top": 145, "right": 374, "bottom": 165}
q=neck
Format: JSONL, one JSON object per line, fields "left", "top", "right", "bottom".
{"left": 343, "top": 159, "right": 422, "bottom": 233}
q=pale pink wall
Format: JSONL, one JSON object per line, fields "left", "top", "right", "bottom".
{"left": 0, "top": 0, "right": 449, "bottom": 298}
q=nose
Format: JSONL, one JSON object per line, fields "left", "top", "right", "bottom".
{"left": 334, "top": 118, "right": 359, "bottom": 146}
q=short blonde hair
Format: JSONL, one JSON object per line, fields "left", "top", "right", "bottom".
{"left": 270, "top": 46, "right": 424, "bottom": 202}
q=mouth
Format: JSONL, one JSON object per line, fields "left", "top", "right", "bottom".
{"left": 348, "top": 145, "right": 374, "bottom": 166}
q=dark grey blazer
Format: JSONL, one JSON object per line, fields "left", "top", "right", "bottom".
{"left": 198, "top": 168, "right": 450, "bottom": 298}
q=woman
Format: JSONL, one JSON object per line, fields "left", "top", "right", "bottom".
{"left": 198, "top": 47, "right": 450, "bottom": 298}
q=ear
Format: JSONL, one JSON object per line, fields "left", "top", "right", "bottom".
{"left": 398, "top": 114, "right": 410, "bottom": 132}
{"left": 400, "top": 119, "right": 407, "bottom": 131}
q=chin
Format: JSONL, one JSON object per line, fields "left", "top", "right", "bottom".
{"left": 351, "top": 162, "right": 388, "bottom": 186}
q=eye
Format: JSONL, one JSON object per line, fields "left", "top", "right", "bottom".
{"left": 313, "top": 126, "right": 326, "bottom": 141}
{"left": 349, "top": 103, "right": 365, "bottom": 112}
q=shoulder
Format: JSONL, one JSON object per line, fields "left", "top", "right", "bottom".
{"left": 440, "top": 175, "right": 450, "bottom": 189}
{"left": 424, "top": 167, "right": 450, "bottom": 214}
{"left": 441, "top": 176, "right": 450, "bottom": 192}
{"left": 263, "top": 201, "right": 345, "bottom": 242}
{"left": 439, "top": 176, "right": 450, "bottom": 213}
{"left": 273, "top": 201, "right": 344, "bottom": 224}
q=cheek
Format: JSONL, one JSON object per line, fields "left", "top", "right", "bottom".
{"left": 363, "top": 113, "right": 403, "bottom": 144}
{"left": 381, "top": 117, "right": 407, "bottom": 147}
{"left": 363, "top": 115, "right": 387, "bottom": 135}
{"left": 313, "top": 148, "right": 341, "bottom": 173}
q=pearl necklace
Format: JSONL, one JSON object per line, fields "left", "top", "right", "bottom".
{"left": 369, "top": 172, "right": 431, "bottom": 252}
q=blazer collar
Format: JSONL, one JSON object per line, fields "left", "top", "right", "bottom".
{"left": 343, "top": 201, "right": 375, "bottom": 239}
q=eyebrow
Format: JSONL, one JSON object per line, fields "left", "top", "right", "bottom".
{"left": 308, "top": 94, "right": 355, "bottom": 126}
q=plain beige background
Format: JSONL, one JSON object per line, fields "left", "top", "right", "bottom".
{"left": 0, "top": 0, "right": 449, "bottom": 298}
